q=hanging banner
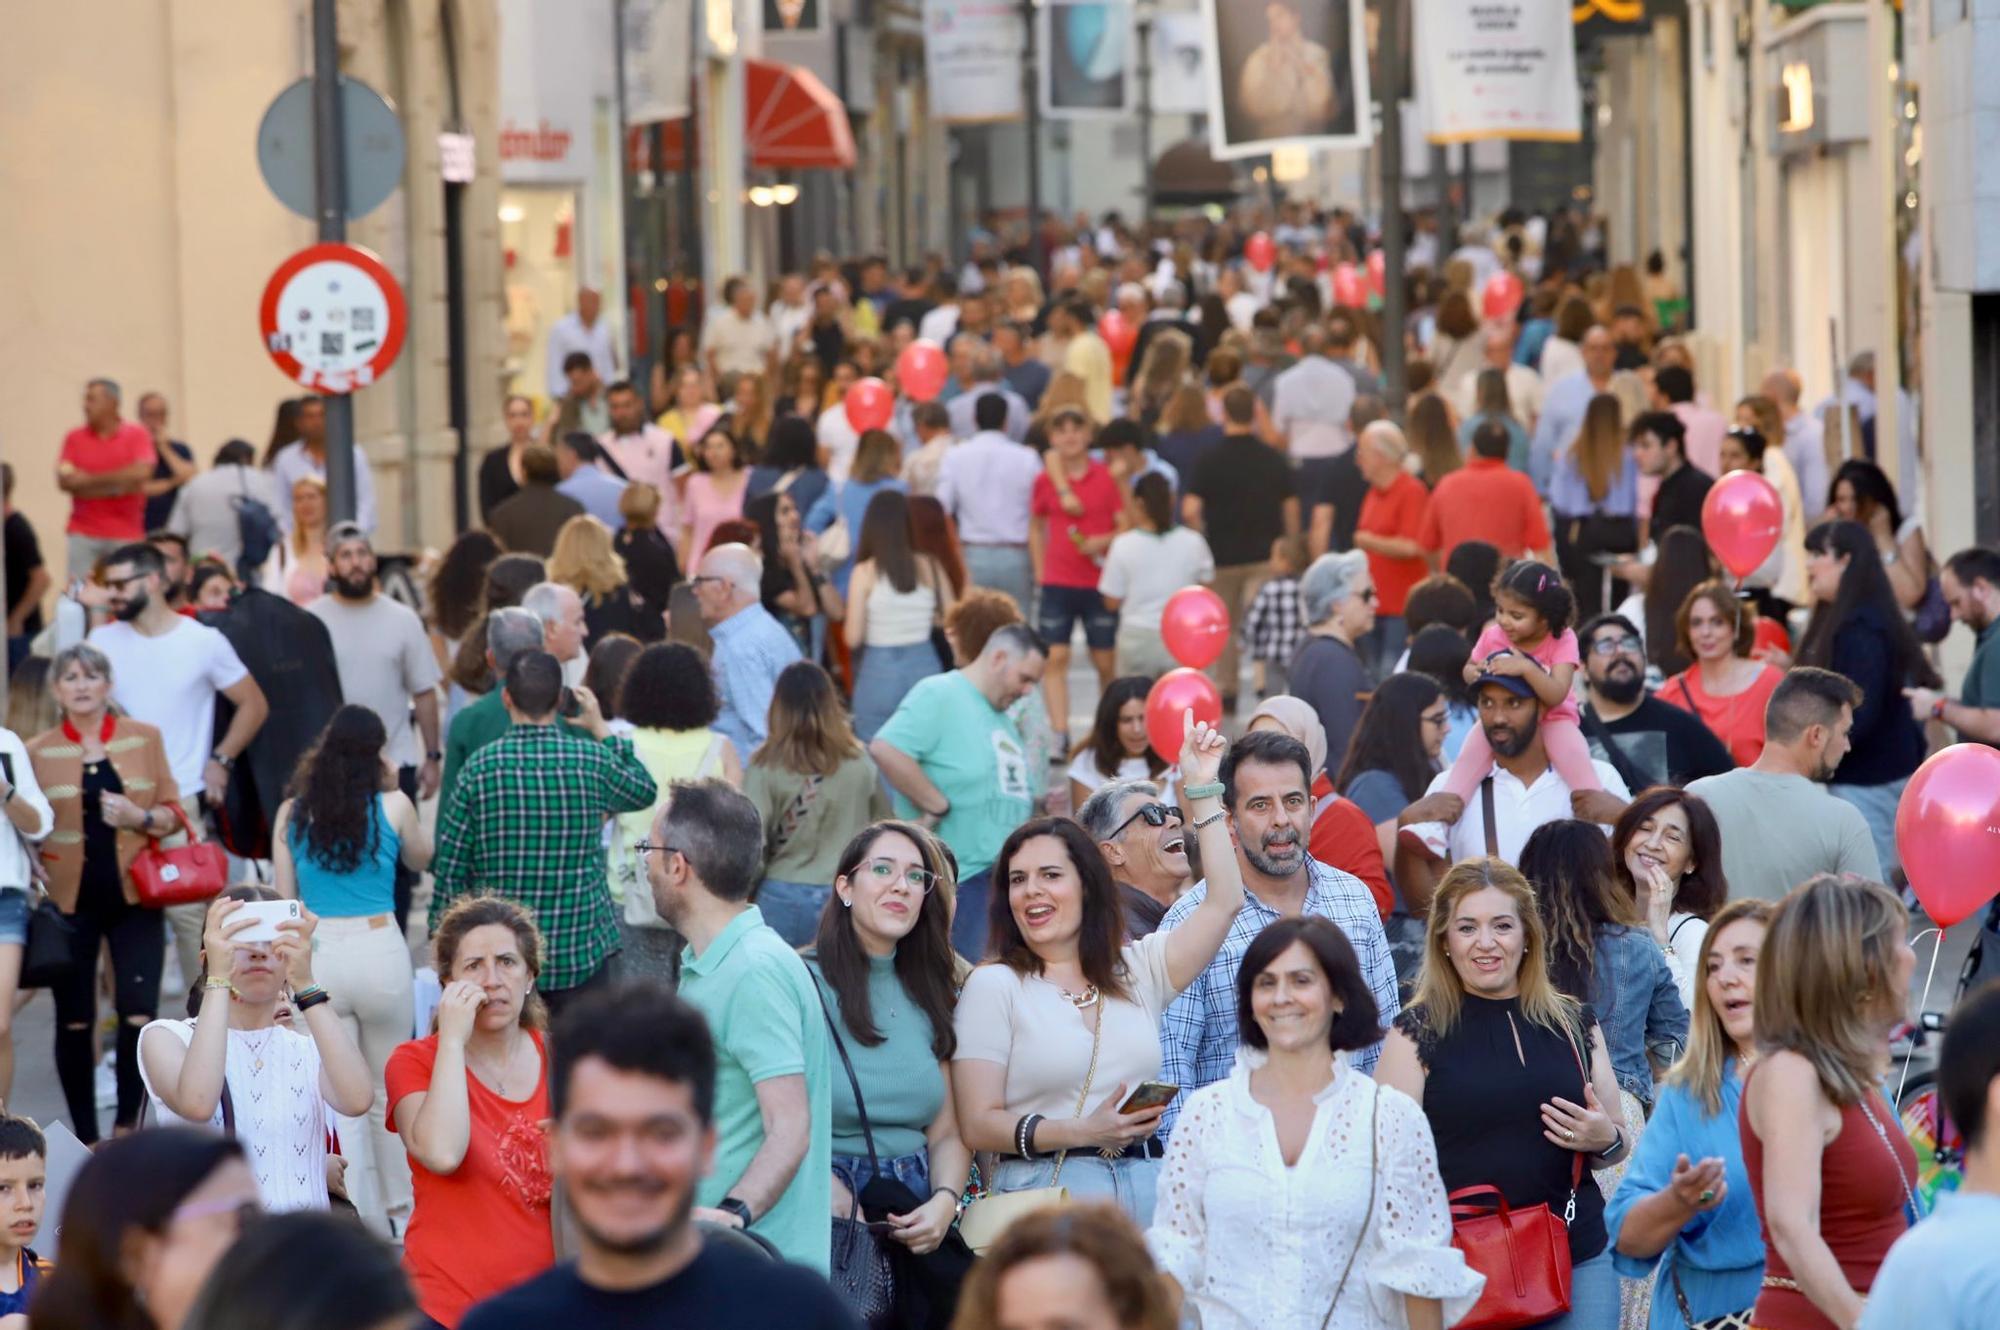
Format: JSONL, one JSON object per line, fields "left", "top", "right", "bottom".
{"left": 1415, "top": 0, "right": 1582, "bottom": 143}
{"left": 1042, "top": 0, "right": 1135, "bottom": 119}
{"left": 1150, "top": 12, "right": 1210, "bottom": 115}
{"left": 1201, "top": 0, "right": 1372, "bottom": 161}
{"left": 624, "top": 0, "right": 693, "bottom": 125}
{"left": 925, "top": 0, "right": 1026, "bottom": 123}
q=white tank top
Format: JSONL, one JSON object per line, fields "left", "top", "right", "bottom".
{"left": 865, "top": 563, "right": 940, "bottom": 647}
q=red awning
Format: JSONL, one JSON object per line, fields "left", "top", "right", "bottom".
{"left": 625, "top": 59, "right": 855, "bottom": 174}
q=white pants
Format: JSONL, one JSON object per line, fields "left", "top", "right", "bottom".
{"left": 313, "top": 913, "right": 416, "bottom": 1224}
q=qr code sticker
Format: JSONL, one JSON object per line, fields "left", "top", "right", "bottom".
{"left": 321, "top": 331, "right": 346, "bottom": 356}
{"left": 352, "top": 308, "right": 376, "bottom": 332}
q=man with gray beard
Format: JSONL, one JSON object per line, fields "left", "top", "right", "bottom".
{"left": 1153, "top": 729, "right": 1399, "bottom": 1140}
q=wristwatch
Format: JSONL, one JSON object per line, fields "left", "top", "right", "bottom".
{"left": 210, "top": 750, "right": 235, "bottom": 772}
{"left": 716, "top": 1196, "right": 754, "bottom": 1228}
{"left": 426, "top": 750, "right": 444, "bottom": 763}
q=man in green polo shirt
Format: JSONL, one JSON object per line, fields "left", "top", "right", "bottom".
{"left": 439, "top": 605, "right": 576, "bottom": 808}
{"left": 647, "top": 778, "right": 831, "bottom": 1272}
{"left": 1906, "top": 547, "right": 2000, "bottom": 746}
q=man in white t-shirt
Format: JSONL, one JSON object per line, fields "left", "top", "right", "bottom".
{"left": 700, "top": 277, "right": 780, "bottom": 381}
{"left": 88, "top": 541, "right": 268, "bottom": 978}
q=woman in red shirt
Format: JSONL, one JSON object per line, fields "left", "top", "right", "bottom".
{"left": 387, "top": 898, "right": 555, "bottom": 1328}
{"left": 1659, "top": 580, "right": 1784, "bottom": 766}
{"left": 1350, "top": 420, "right": 1431, "bottom": 672}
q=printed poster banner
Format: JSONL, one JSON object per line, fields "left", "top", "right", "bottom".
{"left": 1202, "top": 0, "right": 1372, "bottom": 161}
{"left": 925, "top": 0, "right": 1026, "bottom": 124}
{"left": 1042, "top": 0, "right": 1135, "bottom": 119}
{"left": 1149, "top": 12, "right": 1210, "bottom": 115}
{"left": 1415, "top": 0, "right": 1582, "bottom": 143}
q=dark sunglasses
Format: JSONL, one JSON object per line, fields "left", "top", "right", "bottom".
{"left": 1109, "top": 802, "right": 1183, "bottom": 840}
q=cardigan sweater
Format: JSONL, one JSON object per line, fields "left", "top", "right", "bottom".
{"left": 27, "top": 717, "right": 182, "bottom": 912}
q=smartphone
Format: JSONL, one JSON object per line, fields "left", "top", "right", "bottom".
{"left": 558, "top": 687, "right": 583, "bottom": 719}
{"left": 231, "top": 899, "right": 303, "bottom": 945}
{"left": 1117, "top": 1081, "right": 1180, "bottom": 1115}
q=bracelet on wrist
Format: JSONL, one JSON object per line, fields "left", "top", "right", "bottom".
{"left": 1932, "top": 698, "right": 1949, "bottom": 722}
{"left": 1182, "top": 781, "right": 1225, "bottom": 802}
{"left": 294, "top": 988, "right": 332, "bottom": 1013}
{"left": 203, "top": 976, "right": 234, "bottom": 993}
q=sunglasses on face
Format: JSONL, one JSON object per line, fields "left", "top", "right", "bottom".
{"left": 1110, "top": 802, "right": 1183, "bottom": 840}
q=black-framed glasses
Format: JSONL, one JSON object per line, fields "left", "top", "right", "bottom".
{"left": 1419, "top": 708, "right": 1450, "bottom": 728}
{"left": 1588, "top": 634, "right": 1644, "bottom": 657}
{"left": 1355, "top": 587, "right": 1378, "bottom": 604}
{"left": 856, "top": 857, "right": 940, "bottom": 894}
{"left": 635, "top": 841, "right": 682, "bottom": 864}
{"left": 101, "top": 572, "right": 149, "bottom": 591}
{"left": 1109, "top": 802, "right": 1183, "bottom": 840}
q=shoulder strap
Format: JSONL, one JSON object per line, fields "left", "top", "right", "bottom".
{"left": 1668, "top": 914, "right": 1700, "bottom": 946}
{"left": 1676, "top": 674, "right": 1698, "bottom": 713}
{"left": 1321, "top": 1084, "right": 1380, "bottom": 1329}
{"left": 807, "top": 971, "right": 882, "bottom": 1175}
{"left": 1480, "top": 776, "right": 1499, "bottom": 858}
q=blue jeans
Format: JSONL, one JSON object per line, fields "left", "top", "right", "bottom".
{"left": 833, "top": 1148, "right": 931, "bottom": 1212}
{"left": 0, "top": 890, "right": 27, "bottom": 948}
{"left": 759, "top": 879, "right": 829, "bottom": 948}
{"left": 989, "top": 1153, "right": 1159, "bottom": 1228}
{"left": 852, "top": 641, "right": 942, "bottom": 740}
{"left": 1530, "top": 1248, "right": 1618, "bottom": 1330}
{"left": 1361, "top": 614, "right": 1408, "bottom": 683}
{"left": 951, "top": 868, "right": 993, "bottom": 961}
{"left": 962, "top": 544, "right": 1033, "bottom": 617}
{"left": 1829, "top": 778, "right": 1907, "bottom": 879}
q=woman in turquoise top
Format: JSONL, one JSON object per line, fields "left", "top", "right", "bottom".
{"left": 805, "top": 820, "right": 973, "bottom": 1291}
{"left": 1606, "top": 899, "right": 1772, "bottom": 1328}
{"left": 272, "top": 704, "right": 432, "bottom": 1230}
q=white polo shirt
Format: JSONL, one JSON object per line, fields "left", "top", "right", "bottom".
{"left": 1424, "top": 757, "right": 1630, "bottom": 866}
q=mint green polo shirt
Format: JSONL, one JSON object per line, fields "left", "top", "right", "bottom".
{"left": 678, "top": 906, "right": 832, "bottom": 1272}
{"left": 874, "top": 670, "right": 1033, "bottom": 877}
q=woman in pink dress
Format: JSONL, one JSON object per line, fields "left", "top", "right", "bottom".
{"left": 681, "top": 425, "right": 752, "bottom": 563}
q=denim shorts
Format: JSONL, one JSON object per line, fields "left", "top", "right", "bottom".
{"left": 0, "top": 889, "right": 28, "bottom": 948}
{"left": 1037, "top": 584, "right": 1118, "bottom": 651}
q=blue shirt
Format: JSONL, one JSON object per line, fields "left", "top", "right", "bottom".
{"left": 556, "top": 465, "right": 629, "bottom": 529}
{"left": 1156, "top": 857, "right": 1401, "bottom": 1139}
{"left": 1605, "top": 1065, "right": 1764, "bottom": 1329}
{"left": 1459, "top": 410, "right": 1531, "bottom": 475}
{"left": 804, "top": 477, "right": 906, "bottom": 596}
{"left": 1859, "top": 1191, "right": 2000, "bottom": 1330}
{"left": 1589, "top": 925, "right": 1688, "bottom": 1103}
{"left": 1549, "top": 446, "right": 1640, "bottom": 520}
{"left": 1529, "top": 371, "right": 1597, "bottom": 496}
{"left": 287, "top": 794, "right": 401, "bottom": 917}
{"left": 707, "top": 603, "right": 801, "bottom": 758}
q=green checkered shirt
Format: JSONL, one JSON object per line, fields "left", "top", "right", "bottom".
{"left": 431, "top": 722, "right": 658, "bottom": 991}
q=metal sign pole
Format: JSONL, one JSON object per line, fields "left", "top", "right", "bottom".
{"left": 313, "top": 0, "right": 358, "bottom": 526}
{"left": 1378, "top": 0, "right": 1407, "bottom": 414}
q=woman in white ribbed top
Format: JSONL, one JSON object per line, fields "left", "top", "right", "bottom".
{"left": 846, "top": 489, "right": 957, "bottom": 740}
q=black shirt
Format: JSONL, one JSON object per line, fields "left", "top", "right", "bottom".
{"left": 145, "top": 439, "right": 194, "bottom": 531}
{"left": 1186, "top": 434, "right": 1297, "bottom": 566}
{"left": 881, "top": 298, "right": 934, "bottom": 336}
{"left": 1153, "top": 424, "right": 1225, "bottom": 498}
{"left": 5, "top": 511, "right": 45, "bottom": 636}
{"left": 1649, "top": 462, "right": 1713, "bottom": 541}
{"left": 1120, "top": 883, "right": 1169, "bottom": 938}
{"left": 479, "top": 447, "right": 522, "bottom": 522}
{"left": 1304, "top": 450, "right": 1369, "bottom": 553}
{"left": 460, "top": 1243, "right": 859, "bottom": 1330}
{"left": 1583, "top": 694, "right": 1734, "bottom": 788}
{"left": 80, "top": 760, "right": 128, "bottom": 915}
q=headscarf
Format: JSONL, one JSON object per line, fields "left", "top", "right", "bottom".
{"left": 1246, "top": 694, "right": 1328, "bottom": 781}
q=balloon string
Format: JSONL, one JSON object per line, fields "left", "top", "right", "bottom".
{"left": 1895, "top": 927, "right": 1945, "bottom": 1108}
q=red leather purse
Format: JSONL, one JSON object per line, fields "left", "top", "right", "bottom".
{"left": 130, "top": 804, "right": 228, "bottom": 907}
{"left": 1445, "top": 1156, "right": 1580, "bottom": 1330}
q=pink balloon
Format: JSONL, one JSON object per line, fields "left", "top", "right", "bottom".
{"left": 1160, "top": 586, "right": 1231, "bottom": 670}
{"left": 1145, "top": 669, "right": 1223, "bottom": 765}
{"left": 1098, "top": 309, "right": 1138, "bottom": 357}
{"left": 896, "top": 340, "right": 948, "bottom": 403}
{"left": 1482, "top": 271, "right": 1524, "bottom": 322}
{"left": 1366, "top": 250, "right": 1386, "bottom": 299}
{"left": 1331, "top": 262, "right": 1367, "bottom": 310}
{"left": 843, "top": 377, "right": 895, "bottom": 432}
{"left": 1896, "top": 744, "right": 2000, "bottom": 927}
{"left": 1701, "top": 470, "right": 1784, "bottom": 580}
{"left": 1245, "top": 231, "right": 1276, "bottom": 273}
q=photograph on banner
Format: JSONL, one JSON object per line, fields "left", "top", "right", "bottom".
{"left": 924, "top": 0, "right": 1026, "bottom": 123}
{"left": 1201, "top": 0, "right": 1371, "bottom": 160}
{"left": 1041, "top": 0, "right": 1134, "bottom": 118}
{"left": 764, "top": 0, "right": 818, "bottom": 32}
{"left": 1150, "top": 12, "right": 1210, "bottom": 115}
{"left": 1415, "top": 0, "right": 1581, "bottom": 143}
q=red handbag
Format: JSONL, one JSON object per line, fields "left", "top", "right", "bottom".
{"left": 1446, "top": 1158, "right": 1579, "bottom": 1330}
{"left": 130, "top": 803, "right": 229, "bottom": 907}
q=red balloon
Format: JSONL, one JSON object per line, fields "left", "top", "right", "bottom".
{"left": 1482, "top": 271, "right": 1524, "bottom": 322}
{"left": 1145, "top": 669, "right": 1223, "bottom": 764}
{"left": 1160, "top": 586, "right": 1231, "bottom": 670}
{"left": 1245, "top": 231, "right": 1276, "bottom": 273}
{"left": 896, "top": 340, "right": 948, "bottom": 403}
{"left": 1701, "top": 470, "right": 1784, "bottom": 580}
{"left": 843, "top": 377, "right": 895, "bottom": 432}
{"left": 1896, "top": 744, "right": 2000, "bottom": 927}
{"left": 1331, "top": 262, "right": 1367, "bottom": 309}
{"left": 1098, "top": 309, "right": 1138, "bottom": 357}
{"left": 1366, "top": 250, "right": 1386, "bottom": 299}
{"left": 1751, "top": 614, "right": 1791, "bottom": 660}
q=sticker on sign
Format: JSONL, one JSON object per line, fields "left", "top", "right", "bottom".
{"left": 258, "top": 242, "right": 408, "bottom": 394}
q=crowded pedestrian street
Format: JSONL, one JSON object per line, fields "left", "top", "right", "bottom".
{"left": 4, "top": 1, "right": 2000, "bottom": 1328}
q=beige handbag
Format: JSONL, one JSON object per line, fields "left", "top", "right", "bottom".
{"left": 958, "top": 998, "right": 1104, "bottom": 1253}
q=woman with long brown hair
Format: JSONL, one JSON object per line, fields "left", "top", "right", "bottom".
{"left": 1406, "top": 393, "right": 1461, "bottom": 486}
{"left": 681, "top": 424, "right": 753, "bottom": 564}
{"left": 1551, "top": 392, "right": 1639, "bottom": 614}
{"left": 846, "top": 489, "right": 956, "bottom": 740}
{"left": 1428, "top": 289, "right": 1485, "bottom": 399}
{"left": 1658, "top": 580, "right": 1785, "bottom": 767}
{"left": 1127, "top": 328, "right": 1192, "bottom": 430}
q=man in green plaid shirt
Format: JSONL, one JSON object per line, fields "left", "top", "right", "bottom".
{"left": 431, "top": 650, "right": 657, "bottom": 1009}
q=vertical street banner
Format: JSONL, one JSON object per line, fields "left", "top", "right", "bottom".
{"left": 623, "top": 0, "right": 693, "bottom": 124}
{"left": 1041, "top": 0, "right": 1135, "bottom": 119}
{"left": 1415, "top": 0, "right": 1582, "bottom": 143}
{"left": 1202, "top": 0, "right": 1372, "bottom": 160}
{"left": 1150, "top": 12, "right": 1211, "bottom": 115}
{"left": 925, "top": 0, "right": 1027, "bottom": 123}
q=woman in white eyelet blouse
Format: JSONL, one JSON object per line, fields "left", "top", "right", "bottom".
{"left": 1148, "top": 916, "right": 1483, "bottom": 1330}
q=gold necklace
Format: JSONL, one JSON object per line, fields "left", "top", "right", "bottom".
{"left": 1054, "top": 982, "right": 1100, "bottom": 1009}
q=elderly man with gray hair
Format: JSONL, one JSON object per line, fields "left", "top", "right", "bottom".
{"left": 1077, "top": 778, "right": 1192, "bottom": 938}
{"left": 438, "top": 605, "right": 550, "bottom": 809}
{"left": 523, "top": 580, "right": 588, "bottom": 687}
{"left": 1286, "top": 550, "right": 1378, "bottom": 779}
{"left": 1351, "top": 420, "right": 1430, "bottom": 677}
{"left": 693, "top": 542, "right": 801, "bottom": 758}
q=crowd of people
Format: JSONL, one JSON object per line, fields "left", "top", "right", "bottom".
{"left": 1, "top": 199, "right": 1998, "bottom": 1330}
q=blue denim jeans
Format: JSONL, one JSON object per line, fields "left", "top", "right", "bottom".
{"left": 1530, "top": 1248, "right": 1618, "bottom": 1330}
{"left": 951, "top": 868, "right": 993, "bottom": 961}
{"left": 962, "top": 544, "right": 1033, "bottom": 617}
{"left": 833, "top": 1148, "right": 932, "bottom": 1212}
{"left": 1829, "top": 778, "right": 1907, "bottom": 878}
{"left": 988, "top": 1153, "right": 1160, "bottom": 1228}
{"left": 758, "top": 879, "right": 829, "bottom": 948}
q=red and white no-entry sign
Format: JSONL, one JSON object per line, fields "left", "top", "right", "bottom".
{"left": 259, "top": 242, "right": 407, "bottom": 393}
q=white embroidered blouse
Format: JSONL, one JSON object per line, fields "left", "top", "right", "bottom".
{"left": 1147, "top": 1052, "right": 1485, "bottom": 1330}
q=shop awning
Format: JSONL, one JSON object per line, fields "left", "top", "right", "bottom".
{"left": 1150, "top": 138, "right": 1240, "bottom": 206}
{"left": 625, "top": 59, "right": 856, "bottom": 174}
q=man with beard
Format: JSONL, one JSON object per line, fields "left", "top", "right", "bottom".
{"left": 460, "top": 983, "right": 851, "bottom": 1328}
{"left": 1688, "top": 667, "right": 1879, "bottom": 900}
{"left": 1155, "top": 730, "right": 1399, "bottom": 1141}
{"left": 1078, "top": 778, "right": 1191, "bottom": 938}
{"left": 1577, "top": 613, "right": 1732, "bottom": 788}
{"left": 86, "top": 542, "right": 267, "bottom": 979}
{"left": 1904, "top": 546, "right": 2000, "bottom": 746}
{"left": 643, "top": 780, "right": 831, "bottom": 1271}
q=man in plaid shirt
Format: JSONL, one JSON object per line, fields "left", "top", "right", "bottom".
{"left": 432, "top": 650, "right": 657, "bottom": 1012}
{"left": 1156, "top": 728, "right": 1399, "bottom": 1140}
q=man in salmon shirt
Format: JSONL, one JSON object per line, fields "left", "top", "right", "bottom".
{"left": 56, "top": 378, "right": 156, "bottom": 579}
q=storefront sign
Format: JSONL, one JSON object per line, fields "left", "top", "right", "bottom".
{"left": 924, "top": 0, "right": 1026, "bottom": 123}
{"left": 499, "top": 0, "right": 597, "bottom": 182}
{"left": 1766, "top": 3, "right": 1866, "bottom": 155}
{"left": 259, "top": 243, "right": 408, "bottom": 394}
{"left": 1416, "top": 0, "right": 1582, "bottom": 144}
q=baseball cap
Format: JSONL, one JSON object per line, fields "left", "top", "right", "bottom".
{"left": 1472, "top": 649, "right": 1537, "bottom": 699}
{"left": 326, "top": 520, "right": 372, "bottom": 554}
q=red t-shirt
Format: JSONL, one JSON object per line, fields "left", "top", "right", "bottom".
{"left": 1031, "top": 460, "right": 1123, "bottom": 589}
{"left": 1417, "top": 457, "right": 1552, "bottom": 564}
{"left": 60, "top": 422, "right": 155, "bottom": 539}
{"left": 1310, "top": 771, "right": 1394, "bottom": 918}
{"left": 1356, "top": 472, "right": 1431, "bottom": 616}
{"left": 386, "top": 1031, "right": 556, "bottom": 1328}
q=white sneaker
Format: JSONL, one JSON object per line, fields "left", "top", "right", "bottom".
{"left": 1398, "top": 821, "right": 1449, "bottom": 861}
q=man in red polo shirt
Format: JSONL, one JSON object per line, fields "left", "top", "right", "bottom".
{"left": 56, "top": 378, "right": 156, "bottom": 578}
{"left": 1352, "top": 420, "right": 1430, "bottom": 676}
{"left": 1418, "top": 418, "right": 1554, "bottom": 567}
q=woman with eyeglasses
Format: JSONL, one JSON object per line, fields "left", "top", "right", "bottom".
{"left": 806, "top": 821, "right": 974, "bottom": 1324}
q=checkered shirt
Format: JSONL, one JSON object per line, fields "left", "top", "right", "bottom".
{"left": 1243, "top": 576, "right": 1307, "bottom": 665}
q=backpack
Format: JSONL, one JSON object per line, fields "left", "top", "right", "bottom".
{"left": 231, "top": 468, "right": 283, "bottom": 579}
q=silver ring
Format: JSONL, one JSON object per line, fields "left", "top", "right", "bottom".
{"left": 1564, "top": 1127, "right": 1575, "bottom": 1141}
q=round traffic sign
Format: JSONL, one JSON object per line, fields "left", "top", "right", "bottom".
{"left": 256, "top": 76, "right": 407, "bottom": 222}
{"left": 258, "top": 243, "right": 407, "bottom": 393}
